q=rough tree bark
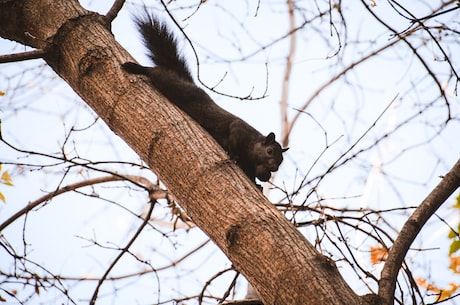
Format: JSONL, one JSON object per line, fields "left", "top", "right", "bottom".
{"left": 0, "top": 1, "right": 371, "bottom": 304}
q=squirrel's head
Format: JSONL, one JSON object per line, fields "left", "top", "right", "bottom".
{"left": 253, "top": 133, "right": 288, "bottom": 182}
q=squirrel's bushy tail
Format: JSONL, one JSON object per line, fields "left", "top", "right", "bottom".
{"left": 134, "top": 13, "right": 193, "bottom": 82}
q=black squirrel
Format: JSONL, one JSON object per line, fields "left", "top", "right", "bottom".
{"left": 122, "top": 13, "right": 288, "bottom": 184}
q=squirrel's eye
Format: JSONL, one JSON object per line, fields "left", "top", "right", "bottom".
{"left": 267, "top": 148, "right": 273, "bottom": 155}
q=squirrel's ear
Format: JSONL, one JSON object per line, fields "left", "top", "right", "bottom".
{"left": 282, "top": 147, "right": 289, "bottom": 153}
{"left": 265, "top": 132, "right": 276, "bottom": 144}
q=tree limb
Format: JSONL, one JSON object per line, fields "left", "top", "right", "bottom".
{"left": 0, "top": 49, "right": 47, "bottom": 63}
{"left": 379, "top": 158, "right": 460, "bottom": 305}
{"left": 104, "top": 0, "right": 126, "bottom": 24}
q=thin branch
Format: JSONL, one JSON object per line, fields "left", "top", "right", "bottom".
{"left": 378, "top": 158, "right": 460, "bottom": 305}
{"left": 301, "top": 95, "right": 397, "bottom": 198}
{"left": 388, "top": 1, "right": 459, "bottom": 93}
{"left": 219, "top": 271, "right": 240, "bottom": 304}
{"left": 0, "top": 49, "right": 46, "bottom": 64}
{"left": 43, "top": 239, "right": 210, "bottom": 282}
{"left": 158, "top": 1, "right": 267, "bottom": 101}
{"left": 280, "top": 0, "right": 297, "bottom": 147}
{"left": 284, "top": 38, "right": 400, "bottom": 141}
{"left": 89, "top": 191, "right": 157, "bottom": 305}
{"left": 198, "top": 267, "right": 235, "bottom": 305}
{"left": 360, "top": 0, "right": 452, "bottom": 120}
{"left": 0, "top": 175, "right": 166, "bottom": 232}
{"left": 223, "top": 301, "right": 263, "bottom": 305}
{"left": 104, "top": 0, "right": 126, "bottom": 24}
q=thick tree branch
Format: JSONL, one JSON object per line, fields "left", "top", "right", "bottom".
{"left": 379, "top": 158, "right": 460, "bottom": 305}
{"left": 0, "top": 1, "right": 365, "bottom": 304}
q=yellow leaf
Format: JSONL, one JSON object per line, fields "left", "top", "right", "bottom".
{"left": 416, "top": 278, "right": 426, "bottom": 286}
{"left": 448, "top": 227, "right": 458, "bottom": 239}
{"left": 0, "top": 91, "right": 5, "bottom": 96}
{"left": 449, "top": 256, "right": 460, "bottom": 273}
{"left": 453, "top": 193, "right": 460, "bottom": 209}
{"left": 426, "top": 282, "right": 440, "bottom": 293}
{"left": 1, "top": 170, "right": 11, "bottom": 181}
{"left": 0, "top": 192, "right": 5, "bottom": 203}
{"left": 1, "top": 171, "right": 13, "bottom": 186}
{"left": 417, "top": 278, "right": 441, "bottom": 293}
{"left": 370, "top": 244, "right": 388, "bottom": 264}
{"left": 449, "top": 240, "right": 460, "bottom": 255}
{"left": 438, "top": 283, "right": 459, "bottom": 301}
{"left": 418, "top": 279, "right": 460, "bottom": 301}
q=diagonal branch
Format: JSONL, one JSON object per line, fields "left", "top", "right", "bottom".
{"left": 283, "top": 38, "right": 399, "bottom": 143}
{"left": 0, "top": 175, "right": 166, "bottom": 232}
{"left": 360, "top": 0, "right": 453, "bottom": 120}
{"left": 89, "top": 190, "right": 157, "bottom": 305}
{"left": 104, "top": 0, "right": 126, "bottom": 24}
{"left": 378, "top": 158, "right": 460, "bottom": 305}
{"left": 280, "top": 0, "right": 297, "bottom": 148}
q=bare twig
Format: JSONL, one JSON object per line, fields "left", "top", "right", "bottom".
{"left": 280, "top": 0, "right": 297, "bottom": 148}
{"left": 198, "top": 267, "right": 235, "bottom": 305}
{"left": 223, "top": 300, "right": 263, "bottom": 305}
{"left": 0, "top": 175, "right": 166, "bottom": 232}
{"left": 89, "top": 189, "right": 157, "bottom": 305}
{"left": 360, "top": 0, "right": 452, "bottom": 120}
{"left": 284, "top": 38, "right": 400, "bottom": 141}
{"left": 0, "top": 49, "right": 46, "bottom": 64}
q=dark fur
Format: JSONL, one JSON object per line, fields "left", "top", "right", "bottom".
{"left": 122, "top": 13, "right": 287, "bottom": 183}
